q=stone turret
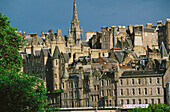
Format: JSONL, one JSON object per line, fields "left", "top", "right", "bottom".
{"left": 51, "top": 35, "right": 56, "bottom": 56}
{"left": 52, "top": 46, "right": 60, "bottom": 91}
{"left": 61, "top": 67, "right": 69, "bottom": 91}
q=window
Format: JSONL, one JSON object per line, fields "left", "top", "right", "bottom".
{"left": 74, "top": 82, "right": 78, "bottom": 88}
{"left": 126, "top": 89, "right": 129, "bottom": 95}
{"left": 149, "top": 78, "right": 152, "bottom": 84}
{"left": 55, "top": 74, "right": 57, "bottom": 78}
{"left": 109, "top": 100, "right": 112, "bottom": 106}
{"left": 94, "top": 95, "right": 96, "bottom": 101}
{"left": 127, "top": 99, "right": 129, "bottom": 104}
{"left": 157, "top": 78, "right": 160, "bottom": 84}
{"left": 97, "top": 95, "right": 99, "bottom": 101}
{"left": 94, "top": 85, "right": 96, "bottom": 91}
{"left": 132, "top": 99, "right": 135, "bottom": 104}
{"left": 145, "top": 99, "right": 148, "bottom": 104}
{"left": 107, "top": 90, "right": 111, "bottom": 96}
{"left": 139, "top": 99, "right": 141, "bottom": 104}
{"left": 55, "top": 84, "right": 57, "bottom": 89}
{"left": 138, "top": 79, "right": 141, "bottom": 84}
{"left": 132, "top": 79, "right": 134, "bottom": 85}
{"left": 120, "top": 100, "right": 123, "bottom": 105}
{"left": 91, "top": 96, "right": 93, "bottom": 101}
{"left": 101, "top": 90, "right": 104, "bottom": 97}
{"left": 64, "top": 93, "right": 67, "bottom": 98}
{"left": 86, "top": 101, "right": 89, "bottom": 107}
{"left": 69, "top": 82, "right": 72, "bottom": 88}
{"left": 106, "top": 80, "right": 111, "bottom": 86}
{"left": 106, "top": 100, "right": 108, "bottom": 106}
{"left": 151, "top": 99, "right": 154, "bottom": 104}
{"left": 56, "top": 60, "right": 57, "bottom": 65}
{"left": 101, "top": 80, "right": 104, "bottom": 87}
{"left": 158, "top": 99, "right": 160, "bottom": 104}
{"left": 120, "top": 89, "right": 123, "bottom": 95}
{"left": 132, "top": 89, "right": 135, "bottom": 95}
{"left": 120, "top": 79, "right": 123, "bottom": 85}
{"left": 62, "top": 83, "right": 64, "bottom": 89}
{"left": 97, "top": 85, "right": 99, "bottom": 91}
{"left": 138, "top": 88, "right": 141, "bottom": 95}
{"left": 69, "top": 92, "right": 72, "bottom": 98}
{"left": 157, "top": 88, "right": 160, "bottom": 94}
{"left": 74, "top": 91, "right": 78, "bottom": 98}
{"left": 144, "top": 88, "right": 147, "bottom": 95}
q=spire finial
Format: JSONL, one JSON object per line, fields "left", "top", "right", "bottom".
{"left": 73, "top": 0, "right": 78, "bottom": 21}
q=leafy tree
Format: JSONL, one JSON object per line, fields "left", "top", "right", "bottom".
{"left": 0, "top": 13, "right": 48, "bottom": 112}
{"left": 128, "top": 104, "right": 170, "bottom": 112}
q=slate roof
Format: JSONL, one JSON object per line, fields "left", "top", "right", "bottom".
{"left": 120, "top": 70, "right": 163, "bottom": 78}
{"left": 63, "top": 53, "right": 70, "bottom": 63}
{"left": 82, "top": 42, "right": 90, "bottom": 47}
{"left": 42, "top": 48, "right": 50, "bottom": 57}
{"left": 115, "top": 51, "right": 125, "bottom": 63}
{"left": 160, "top": 42, "right": 168, "bottom": 58}
{"left": 53, "top": 46, "right": 60, "bottom": 59}
{"left": 25, "top": 36, "right": 44, "bottom": 45}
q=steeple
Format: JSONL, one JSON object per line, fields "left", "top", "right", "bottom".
{"left": 73, "top": 0, "right": 78, "bottom": 21}
{"left": 70, "top": 0, "right": 83, "bottom": 45}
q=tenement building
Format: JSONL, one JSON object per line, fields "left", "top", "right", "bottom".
{"left": 19, "top": 0, "right": 170, "bottom": 109}
{"left": 117, "top": 71, "right": 164, "bottom": 106}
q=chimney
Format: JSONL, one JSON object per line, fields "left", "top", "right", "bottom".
{"left": 146, "top": 23, "right": 152, "bottom": 28}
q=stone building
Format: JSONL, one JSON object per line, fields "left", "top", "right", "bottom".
{"left": 117, "top": 71, "right": 165, "bottom": 106}
{"left": 158, "top": 19, "right": 170, "bottom": 51}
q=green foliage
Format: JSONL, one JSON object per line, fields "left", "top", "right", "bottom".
{"left": 128, "top": 104, "right": 170, "bottom": 112}
{"left": 0, "top": 13, "right": 23, "bottom": 73}
{"left": 53, "top": 89, "right": 62, "bottom": 93}
{"left": 0, "top": 13, "right": 48, "bottom": 112}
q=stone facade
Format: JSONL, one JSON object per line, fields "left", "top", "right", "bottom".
{"left": 117, "top": 71, "right": 164, "bottom": 106}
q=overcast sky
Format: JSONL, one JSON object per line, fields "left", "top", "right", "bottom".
{"left": 0, "top": 0, "right": 170, "bottom": 38}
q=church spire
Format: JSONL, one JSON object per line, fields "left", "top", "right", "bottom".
{"left": 73, "top": 0, "right": 78, "bottom": 21}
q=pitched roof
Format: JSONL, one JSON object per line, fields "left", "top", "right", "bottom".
{"left": 42, "top": 48, "right": 50, "bottom": 57}
{"left": 62, "top": 67, "right": 69, "bottom": 79}
{"left": 53, "top": 46, "right": 60, "bottom": 59}
{"left": 63, "top": 53, "right": 70, "bottom": 63}
{"left": 160, "top": 42, "right": 168, "bottom": 58}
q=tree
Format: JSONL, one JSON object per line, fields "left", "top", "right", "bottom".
{"left": 128, "top": 104, "right": 170, "bottom": 112}
{"left": 0, "top": 13, "right": 48, "bottom": 112}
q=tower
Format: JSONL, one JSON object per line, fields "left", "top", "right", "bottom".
{"left": 70, "top": 0, "right": 83, "bottom": 46}
{"left": 52, "top": 46, "right": 60, "bottom": 91}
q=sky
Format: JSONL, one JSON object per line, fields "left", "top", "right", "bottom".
{"left": 0, "top": 0, "right": 170, "bottom": 39}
